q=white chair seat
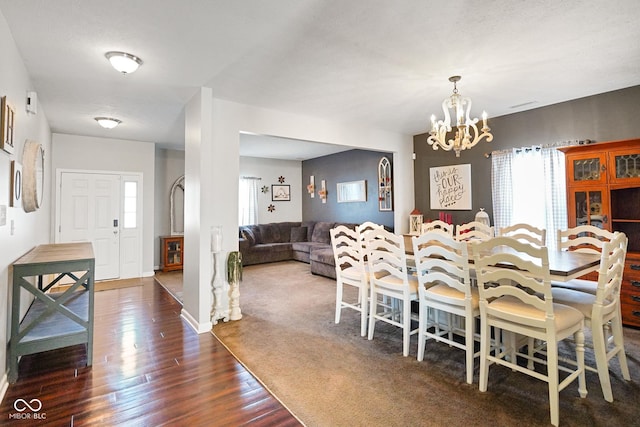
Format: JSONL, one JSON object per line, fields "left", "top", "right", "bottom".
{"left": 551, "top": 288, "right": 615, "bottom": 320}
{"left": 489, "top": 295, "right": 583, "bottom": 332}
{"left": 376, "top": 274, "right": 419, "bottom": 294}
{"left": 551, "top": 278, "right": 597, "bottom": 295}
{"left": 425, "top": 283, "right": 479, "bottom": 308}
{"left": 342, "top": 265, "right": 367, "bottom": 281}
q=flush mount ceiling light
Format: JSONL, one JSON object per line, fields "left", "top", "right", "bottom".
{"left": 427, "top": 75, "right": 493, "bottom": 157}
{"left": 94, "top": 117, "right": 122, "bottom": 129}
{"left": 105, "top": 51, "right": 143, "bottom": 74}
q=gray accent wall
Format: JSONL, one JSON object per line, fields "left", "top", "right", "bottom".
{"left": 302, "top": 149, "right": 394, "bottom": 229}
{"left": 413, "top": 85, "right": 640, "bottom": 225}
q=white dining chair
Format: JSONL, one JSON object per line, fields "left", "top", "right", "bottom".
{"left": 499, "top": 223, "right": 546, "bottom": 247}
{"left": 331, "top": 225, "right": 369, "bottom": 337}
{"left": 456, "top": 221, "right": 494, "bottom": 242}
{"left": 421, "top": 220, "right": 454, "bottom": 236}
{"left": 412, "top": 231, "right": 479, "bottom": 384}
{"left": 551, "top": 232, "right": 631, "bottom": 402}
{"left": 553, "top": 225, "right": 618, "bottom": 294}
{"left": 365, "top": 228, "right": 419, "bottom": 357}
{"left": 472, "top": 236, "right": 587, "bottom": 427}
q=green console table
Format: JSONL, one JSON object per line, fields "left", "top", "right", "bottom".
{"left": 9, "top": 242, "right": 95, "bottom": 383}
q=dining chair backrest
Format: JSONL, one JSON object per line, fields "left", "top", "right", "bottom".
{"left": 594, "top": 232, "right": 628, "bottom": 313}
{"left": 456, "top": 221, "right": 494, "bottom": 242}
{"left": 421, "top": 220, "right": 454, "bottom": 236}
{"left": 499, "top": 223, "right": 546, "bottom": 247}
{"left": 330, "top": 225, "right": 363, "bottom": 278}
{"left": 365, "top": 229, "right": 410, "bottom": 285}
{"left": 472, "top": 236, "right": 553, "bottom": 329}
{"left": 357, "top": 221, "right": 384, "bottom": 244}
{"left": 412, "top": 231, "right": 472, "bottom": 299}
{"left": 557, "top": 225, "right": 616, "bottom": 254}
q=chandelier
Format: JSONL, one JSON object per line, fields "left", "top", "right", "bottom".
{"left": 427, "top": 76, "right": 493, "bottom": 157}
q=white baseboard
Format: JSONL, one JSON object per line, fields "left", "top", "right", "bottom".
{"left": 180, "top": 308, "right": 212, "bottom": 334}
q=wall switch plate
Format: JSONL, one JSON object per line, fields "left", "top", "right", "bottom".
{"left": 0, "top": 205, "right": 6, "bottom": 226}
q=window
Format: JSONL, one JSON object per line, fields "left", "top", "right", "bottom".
{"left": 123, "top": 181, "right": 137, "bottom": 228}
{"left": 239, "top": 177, "right": 260, "bottom": 226}
{"left": 492, "top": 146, "right": 567, "bottom": 249}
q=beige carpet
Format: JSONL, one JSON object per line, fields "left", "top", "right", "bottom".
{"left": 211, "top": 260, "right": 640, "bottom": 427}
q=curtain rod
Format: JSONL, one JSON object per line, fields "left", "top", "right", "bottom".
{"left": 484, "top": 139, "right": 594, "bottom": 158}
{"left": 240, "top": 176, "right": 262, "bottom": 180}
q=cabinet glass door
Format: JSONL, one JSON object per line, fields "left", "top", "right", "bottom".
{"left": 168, "top": 240, "right": 182, "bottom": 264}
{"left": 570, "top": 188, "right": 608, "bottom": 229}
{"left": 569, "top": 153, "right": 607, "bottom": 185}
{"left": 610, "top": 148, "right": 640, "bottom": 185}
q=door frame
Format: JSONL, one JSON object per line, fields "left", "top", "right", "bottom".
{"left": 54, "top": 168, "right": 144, "bottom": 280}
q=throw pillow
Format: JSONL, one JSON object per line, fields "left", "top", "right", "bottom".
{"left": 240, "top": 227, "right": 256, "bottom": 245}
{"left": 290, "top": 227, "right": 308, "bottom": 242}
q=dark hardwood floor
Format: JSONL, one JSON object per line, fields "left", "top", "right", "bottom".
{"left": 1, "top": 280, "right": 301, "bottom": 426}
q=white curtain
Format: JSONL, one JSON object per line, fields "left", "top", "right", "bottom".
{"left": 492, "top": 146, "right": 567, "bottom": 250}
{"left": 239, "top": 177, "right": 260, "bottom": 226}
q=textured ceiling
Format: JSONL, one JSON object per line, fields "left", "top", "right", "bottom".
{"left": 1, "top": 0, "right": 639, "bottom": 158}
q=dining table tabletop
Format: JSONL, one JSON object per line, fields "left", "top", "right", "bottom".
{"left": 403, "top": 234, "right": 601, "bottom": 282}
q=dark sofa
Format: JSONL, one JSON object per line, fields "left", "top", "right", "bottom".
{"left": 238, "top": 221, "right": 357, "bottom": 279}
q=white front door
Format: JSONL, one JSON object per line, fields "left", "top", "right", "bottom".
{"left": 59, "top": 172, "right": 121, "bottom": 280}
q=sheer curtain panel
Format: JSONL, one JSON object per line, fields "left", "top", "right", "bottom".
{"left": 239, "top": 177, "right": 260, "bottom": 226}
{"left": 491, "top": 146, "right": 567, "bottom": 250}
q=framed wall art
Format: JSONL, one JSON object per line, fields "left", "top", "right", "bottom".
{"left": 10, "top": 160, "right": 22, "bottom": 207}
{"left": 337, "top": 180, "right": 367, "bottom": 203}
{"left": 271, "top": 184, "right": 290, "bottom": 201}
{"left": 429, "top": 163, "right": 472, "bottom": 210}
{"left": 1, "top": 96, "right": 16, "bottom": 154}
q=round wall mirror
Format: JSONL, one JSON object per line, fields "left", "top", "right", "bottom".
{"left": 22, "top": 140, "right": 45, "bottom": 212}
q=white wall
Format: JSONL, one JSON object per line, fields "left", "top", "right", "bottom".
{"left": 51, "top": 133, "right": 156, "bottom": 277}
{"left": 0, "top": 10, "right": 52, "bottom": 399}
{"left": 240, "top": 156, "right": 302, "bottom": 223}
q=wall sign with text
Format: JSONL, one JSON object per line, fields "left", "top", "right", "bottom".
{"left": 429, "top": 164, "right": 472, "bottom": 210}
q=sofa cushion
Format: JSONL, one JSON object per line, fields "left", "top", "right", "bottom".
{"left": 290, "top": 226, "right": 308, "bottom": 242}
{"left": 310, "top": 247, "right": 335, "bottom": 265}
{"left": 258, "top": 224, "right": 276, "bottom": 243}
{"left": 302, "top": 221, "right": 316, "bottom": 241}
{"left": 251, "top": 243, "right": 292, "bottom": 253}
{"left": 292, "top": 241, "right": 328, "bottom": 253}
{"left": 311, "top": 222, "right": 335, "bottom": 244}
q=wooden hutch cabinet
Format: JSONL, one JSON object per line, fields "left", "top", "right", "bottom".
{"left": 160, "top": 235, "right": 184, "bottom": 272}
{"left": 560, "top": 139, "right": 640, "bottom": 327}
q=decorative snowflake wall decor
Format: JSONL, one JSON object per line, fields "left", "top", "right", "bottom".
{"left": 261, "top": 185, "right": 269, "bottom": 193}
{"left": 278, "top": 176, "right": 285, "bottom": 183}
{"left": 268, "top": 204, "right": 275, "bottom": 212}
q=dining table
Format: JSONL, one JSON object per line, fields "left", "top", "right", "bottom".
{"left": 403, "top": 234, "right": 602, "bottom": 283}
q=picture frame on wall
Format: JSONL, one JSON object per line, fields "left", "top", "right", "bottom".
{"left": 1, "top": 96, "right": 16, "bottom": 154}
{"left": 10, "top": 160, "right": 22, "bottom": 207}
{"left": 271, "top": 184, "right": 290, "bottom": 201}
{"left": 429, "top": 163, "right": 472, "bottom": 210}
